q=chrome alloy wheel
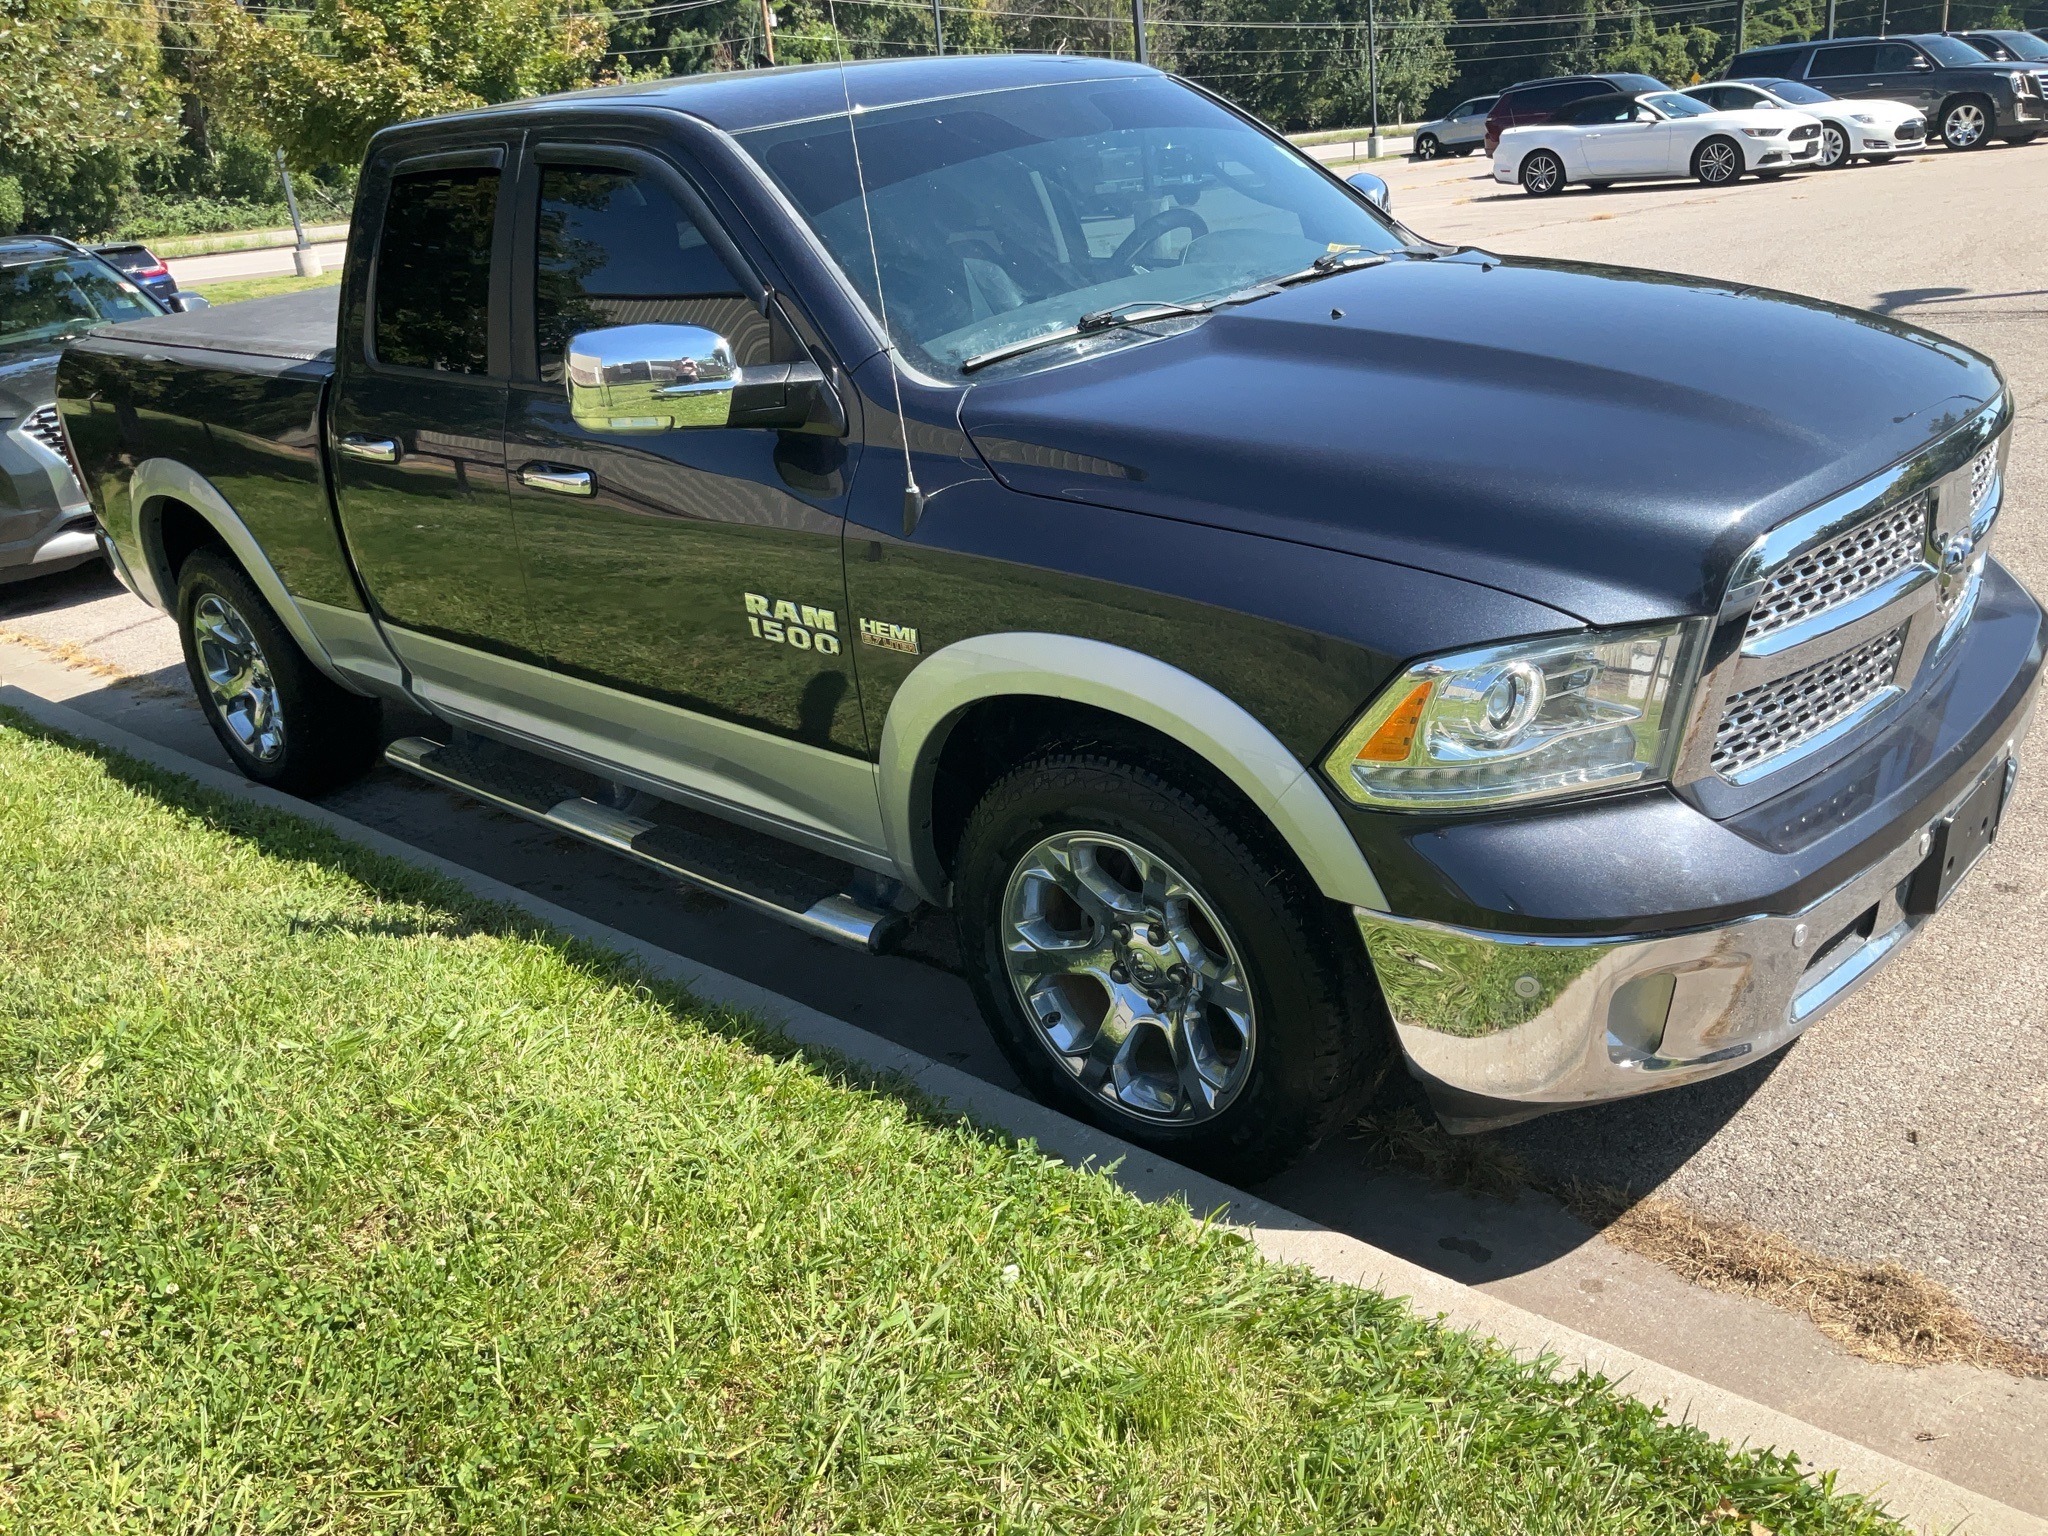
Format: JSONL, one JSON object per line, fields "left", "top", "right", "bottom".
{"left": 1943, "top": 102, "right": 1987, "bottom": 148}
{"left": 1000, "top": 831, "right": 1256, "bottom": 1124}
{"left": 1696, "top": 139, "right": 1740, "bottom": 184}
{"left": 1820, "top": 123, "right": 1849, "bottom": 167}
{"left": 192, "top": 593, "right": 285, "bottom": 762}
{"left": 1521, "top": 153, "right": 1560, "bottom": 193}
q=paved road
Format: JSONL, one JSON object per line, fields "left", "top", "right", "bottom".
{"left": 6, "top": 136, "right": 2048, "bottom": 1510}
{"left": 171, "top": 238, "right": 349, "bottom": 287}
{"left": 1363, "top": 139, "right": 2048, "bottom": 1359}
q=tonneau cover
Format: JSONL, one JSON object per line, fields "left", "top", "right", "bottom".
{"left": 96, "top": 284, "right": 339, "bottom": 363}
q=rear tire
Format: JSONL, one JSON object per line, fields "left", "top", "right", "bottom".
{"left": 1693, "top": 135, "right": 1743, "bottom": 185}
{"left": 176, "top": 548, "right": 382, "bottom": 795}
{"left": 1520, "top": 149, "right": 1566, "bottom": 195}
{"left": 953, "top": 747, "right": 1384, "bottom": 1182}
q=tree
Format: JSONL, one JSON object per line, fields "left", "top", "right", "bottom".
{"left": 0, "top": 0, "right": 182, "bottom": 234}
{"left": 196, "top": 0, "right": 611, "bottom": 172}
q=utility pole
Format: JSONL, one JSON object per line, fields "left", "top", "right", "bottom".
{"left": 1734, "top": 0, "right": 1745, "bottom": 57}
{"left": 1132, "top": 0, "right": 1147, "bottom": 64}
{"left": 760, "top": 0, "right": 775, "bottom": 64}
{"left": 931, "top": 0, "right": 944, "bottom": 53}
{"left": 275, "top": 148, "right": 321, "bottom": 278}
{"left": 1940, "top": 0, "right": 1951, "bottom": 28}
{"left": 1825, "top": 0, "right": 1836, "bottom": 37}
{"left": 1366, "top": 0, "right": 1381, "bottom": 158}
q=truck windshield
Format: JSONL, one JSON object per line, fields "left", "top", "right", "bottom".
{"left": 1, "top": 257, "right": 157, "bottom": 348}
{"left": 738, "top": 75, "right": 1405, "bottom": 376}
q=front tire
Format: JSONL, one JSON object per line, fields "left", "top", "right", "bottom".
{"left": 953, "top": 748, "right": 1383, "bottom": 1182}
{"left": 1415, "top": 133, "right": 1441, "bottom": 160}
{"left": 1817, "top": 122, "right": 1854, "bottom": 169}
{"left": 1940, "top": 98, "right": 1992, "bottom": 150}
{"left": 176, "top": 548, "right": 382, "bottom": 795}
{"left": 1693, "top": 136, "right": 1743, "bottom": 185}
{"left": 1520, "top": 149, "right": 1566, "bottom": 195}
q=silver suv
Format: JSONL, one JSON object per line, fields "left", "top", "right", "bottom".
{"left": 2, "top": 236, "right": 165, "bottom": 584}
{"left": 1412, "top": 95, "right": 1498, "bottom": 158}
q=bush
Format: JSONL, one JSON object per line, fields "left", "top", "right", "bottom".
{"left": 0, "top": 176, "right": 23, "bottom": 236}
{"left": 113, "top": 187, "right": 353, "bottom": 240}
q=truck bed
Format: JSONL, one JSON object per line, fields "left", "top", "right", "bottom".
{"left": 57, "top": 284, "right": 364, "bottom": 612}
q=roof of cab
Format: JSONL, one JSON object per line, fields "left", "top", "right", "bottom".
{"left": 380, "top": 54, "right": 1157, "bottom": 141}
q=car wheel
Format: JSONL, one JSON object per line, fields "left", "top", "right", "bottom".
{"left": 1520, "top": 149, "right": 1566, "bottom": 195}
{"left": 953, "top": 747, "right": 1384, "bottom": 1182}
{"left": 1817, "top": 122, "right": 1854, "bottom": 169}
{"left": 1415, "top": 133, "right": 1441, "bottom": 160}
{"left": 1693, "top": 136, "right": 1743, "bottom": 185}
{"left": 1940, "top": 98, "right": 1991, "bottom": 150}
{"left": 176, "top": 548, "right": 382, "bottom": 795}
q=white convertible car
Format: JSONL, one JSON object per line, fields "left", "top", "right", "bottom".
{"left": 1494, "top": 90, "right": 1823, "bottom": 195}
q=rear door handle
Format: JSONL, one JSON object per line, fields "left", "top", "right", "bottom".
{"left": 337, "top": 435, "right": 399, "bottom": 463}
{"left": 519, "top": 462, "right": 594, "bottom": 497}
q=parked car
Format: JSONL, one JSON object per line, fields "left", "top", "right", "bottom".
{"left": 1724, "top": 35, "right": 2046, "bottom": 150}
{"left": 1497, "top": 89, "right": 1820, "bottom": 193}
{"left": 1483, "top": 72, "right": 1669, "bottom": 155}
{"left": 90, "top": 242, "right": 179, "bottom": 306}
{"left": 1947, "top": 29, "right": 2048, "bottom": 66}
{"left": 1412, "top": 95, "right": 1497, "bottom": 158}
{"left": 56, "top": 56, "right": 2040, "bottom": 1179}
{"left": 1, "top": 235, "right": 171, "bottom": 585}
{"left": 1683, "top": 78, "right": 1924, "bottom": 168}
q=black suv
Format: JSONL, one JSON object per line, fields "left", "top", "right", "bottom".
{"left": 1482, "top": 72, "right": 1668, "bottom": 154}
{"left": 1947, "top": 29, "right": 2048, "bottom": 66}
{"left": 1725, "top": 34, "right": 2046, "bottom": 149}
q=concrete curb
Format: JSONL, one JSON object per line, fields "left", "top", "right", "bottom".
{"left": 5, "top": 686, "right": 2041, "bottom": 1536}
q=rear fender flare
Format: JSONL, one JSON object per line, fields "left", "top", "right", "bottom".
{"left": 877, "top": 632, "right": 1389, "bottom": 912}
{"left": 129, "top": 458, "right": 348, "bottom": 686}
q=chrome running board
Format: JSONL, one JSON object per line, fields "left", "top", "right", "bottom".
{"left": 383, "top": 735, "right": 911, "bottom": 954}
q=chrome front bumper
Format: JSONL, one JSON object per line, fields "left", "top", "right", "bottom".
{"left": 1357, "top": 753, "right": 2024, "bottom": 1133}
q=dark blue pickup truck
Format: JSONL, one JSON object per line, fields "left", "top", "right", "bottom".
{"left": 57, "top": 55, "right": 2040, "bottom": 1179}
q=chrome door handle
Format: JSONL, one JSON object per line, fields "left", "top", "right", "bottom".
{"left": 337, "top": 435, "right": 399, "bottom": 463}
{"left": 519, "top": 462, "right": 594, "bottom": 497}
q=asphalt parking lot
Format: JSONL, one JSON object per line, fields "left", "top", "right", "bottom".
{"left": 5, "top": 131, "right": 2046, "bottom": 1514}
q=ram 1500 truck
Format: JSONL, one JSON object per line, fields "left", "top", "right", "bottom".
{"left": 57, "top": 55, "right": 2040, "bottom": 1180}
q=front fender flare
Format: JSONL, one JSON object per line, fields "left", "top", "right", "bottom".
{"left": 877, "top": 632, "right": 1389, "bottom": 912}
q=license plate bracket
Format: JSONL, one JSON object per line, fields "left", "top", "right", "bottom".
{"left": 1904, "top": 759, "right": 2008, "bottom": 915}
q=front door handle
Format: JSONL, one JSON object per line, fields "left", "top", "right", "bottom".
{"left": 519, "top": 462, "right": 594, "bottom": 497}
{"left": 337, "top": 435, "right": 399, "bottom": 463}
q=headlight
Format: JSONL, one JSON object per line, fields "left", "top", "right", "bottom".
{"left": 1740, "top": 126, "right": 1783, "bottom": 138}
{"left": 1852, "top": 113, "right": 1878, "bottom": 124}
{"left": 2011, "top": 71, "right": 2029, "bottom": 91}
{"left": 1322, "top": 623, "right": 1705, "bottom": 811}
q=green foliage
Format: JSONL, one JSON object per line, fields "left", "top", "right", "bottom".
{"left": 115, "top": 187, "right": 353, "bottom": 241}
{"left": 0, "top": 713, "right": 1909, "bottom": 1532}
{"left": 195, "top": 0, "right": 611, "bottom": 173}
{"left": 0, "top": 174, "right": 23, "bottom": 235}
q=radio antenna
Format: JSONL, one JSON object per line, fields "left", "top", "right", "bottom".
{"left": 824, "top": 0, "right": 926, "bottom": 535}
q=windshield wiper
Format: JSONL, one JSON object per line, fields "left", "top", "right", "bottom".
{"left": 1269, "top": 249, "right": 1392, "bottom": 289}
{"left": 961, "top": 295, "right": 1246, "bottom": 373}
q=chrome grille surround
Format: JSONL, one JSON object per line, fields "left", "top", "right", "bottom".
{"left": 1710, "top": 628, "right": 1905, "bottom": 780}
{"left": 1744, "top": 494, "right": 1927, "bottom": 643}
{"left": 19, "top": 405, "right": 66, "bottom": 456}
{"left": 1676, "top": 396, "right": 2011, "bottom": 799}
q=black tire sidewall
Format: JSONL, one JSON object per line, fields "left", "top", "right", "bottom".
{"left": 1694, "top": 136, "right": 1741, "bottom": 184}
{"left": 1522, "top": 151, "right": 1563, "bottom": 195}
{"left": 953, "top": 754, "right": 1378, "bottom": 1180}
{"left": 1416, "top": 134, "right": 1440, "bottom": 159}
{"left": 1942, "top": 100, "right": 1990, "bottom": 149}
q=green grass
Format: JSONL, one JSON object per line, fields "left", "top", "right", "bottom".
{"left": 188, "top": 269, "right": 343, "bottom": 306}
{"left": 0, "top": 712, "right": 1903, "bottom": 1533}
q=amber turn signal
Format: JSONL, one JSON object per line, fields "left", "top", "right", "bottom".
{"left": 1353, "top": 680, "right": 1432, "bottom": 763}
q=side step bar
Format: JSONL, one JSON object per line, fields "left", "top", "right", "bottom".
{"left": 383, "top": 736, "right": 909, "bottom": 954}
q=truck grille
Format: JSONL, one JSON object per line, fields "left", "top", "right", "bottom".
{"left": 1711, "top": 628, "right": 1906, "bottom": 780}
{"left": 1744, "top": 494, "right": 1927, "bottom": 643}
{"left": 19, "top": 405, "right": 66, "bottom": 456}
{"left": 1968, "top": 443, "right": 1998, "bottom": 516}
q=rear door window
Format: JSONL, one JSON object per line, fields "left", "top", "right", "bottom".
{"left": 1809, "top": 44, "right": 1878, "bottom": 76}
{"left": 532, "top": 165, "right": 754, "bottom": 383}
{"left": 373, "top": 168, "right": 499, "bottom": 374}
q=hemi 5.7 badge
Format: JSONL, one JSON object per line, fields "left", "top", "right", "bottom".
{"left": 859, "top": 618, "right": 920, "bottom": 655}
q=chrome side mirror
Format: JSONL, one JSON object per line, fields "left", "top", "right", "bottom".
{"left": 565, "top": 322, "right": 845, "bottom": 436}
{"left": 1346, "top": 171, "right": 1392, "bottom": 213}
{"left": 167, "top": 292, "right": 211, "bottom": 313}
{"left": 568, "top": 323, "right": 736, "bottom": 433}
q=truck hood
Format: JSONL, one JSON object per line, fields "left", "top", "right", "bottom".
{"left": 957, "top": 253, "right": 2001, "bottom": 626}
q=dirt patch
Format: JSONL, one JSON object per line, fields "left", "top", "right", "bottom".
{"left": 0, "top": 628, "right": 183, "bottom": 697}
{"left": 1354, "top": 1106, "right": 2048, "bottom": 1377}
